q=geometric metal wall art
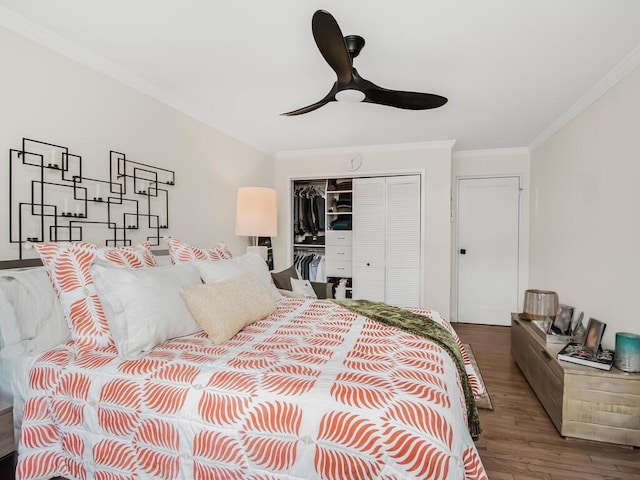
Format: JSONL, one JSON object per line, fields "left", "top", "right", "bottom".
{"left": 9, "top": 138, "right": 175, "bottom": 258}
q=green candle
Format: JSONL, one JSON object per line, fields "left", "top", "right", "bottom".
{"left": 614, "top": 332, "right": 640, "bottom": 373}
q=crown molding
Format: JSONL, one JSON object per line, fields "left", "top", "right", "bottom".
{"left": 0, "top": 7, "right": 269, "bottom": 155}
{"left": 276, "top": 140, "right": 457, "bottom": 158}
{"left": 452, "top": 147, "right": 530, "bottom": 159}
{"left": 529, "top": 41, "right": 640, "bottom": 151}
{"left": 0, "top": 7, "right": 191, "bottom": 115}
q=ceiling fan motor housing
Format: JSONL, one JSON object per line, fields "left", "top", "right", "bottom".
{"left": 344, "top": 35, "right": 365, "bottom": 58}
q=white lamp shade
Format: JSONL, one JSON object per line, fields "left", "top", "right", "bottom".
{"left": 235, "top": 187, "right": 278, "bottom": 237}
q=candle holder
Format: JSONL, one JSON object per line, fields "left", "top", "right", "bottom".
{"left": 614, "top": 332, "right": 640, "bottom": 372}
{"left": 9, "top": 138, "right": 176, "bottom": 258}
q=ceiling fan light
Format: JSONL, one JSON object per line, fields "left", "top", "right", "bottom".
{"left": 335, "top": 89, "right": 366, "bottom": 103}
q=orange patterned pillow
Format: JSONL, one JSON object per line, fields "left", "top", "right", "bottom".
{"left": 34, "top": 242, "right": 157, "bottom": 357}
{"left": 167, "top": 237, "right": 233, "bottom": 264}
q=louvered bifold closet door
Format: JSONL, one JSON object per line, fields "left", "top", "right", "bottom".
{"left": 352, "top": 177, "right": 386, "bottom": 301}
{"left": 385, "top": 175, "right": 421, "bottom": 307}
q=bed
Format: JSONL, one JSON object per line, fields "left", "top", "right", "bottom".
{"left": 2, "top": 241, "right": 487, "bottom": 480}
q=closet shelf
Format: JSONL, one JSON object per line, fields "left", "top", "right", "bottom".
{"left": 326, "top": 190, "right": 352, "bottom": 194}
{"left": 327, "top": 212, "right": 352, "bottom": 215}
{"left": 293, "top": 244, "right": 325, "bottom": 248}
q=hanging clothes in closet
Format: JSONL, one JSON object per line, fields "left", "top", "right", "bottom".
{"left": 293, "top": 185, "right": 325, "bottom": 243}
{"left": 293, "top": 252, "right": 326, "bottom": 282}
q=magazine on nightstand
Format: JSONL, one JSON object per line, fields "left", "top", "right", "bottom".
{"left": 557, "top": 343, "right": 615, "bottom": 371}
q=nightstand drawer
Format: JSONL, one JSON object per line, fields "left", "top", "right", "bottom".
{"left": 0, "top": 405, "right": 14, "bottom": 458}
{"left": 512, "top": 318, "right": 563, "bottom": 431}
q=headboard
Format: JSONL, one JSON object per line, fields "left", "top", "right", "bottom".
{"left": 0, "top": 249, "right": 171, "bottom": 270}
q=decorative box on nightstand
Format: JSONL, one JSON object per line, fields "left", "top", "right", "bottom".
{"left": 529, "top": 319, "right": 578, "bottom": 345}
{"left": 0, "top": 401, "right": 13, "bottom": 458}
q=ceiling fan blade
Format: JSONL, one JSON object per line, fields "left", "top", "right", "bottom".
{"left": 281, "top": 85, "right": 337, "bottom": 116}
{"left": 365, "top": 87, "right": 448, "bottom": 110}
{"left": 312, "top": 10, "right": 352, "bottom": 85}
{"left": 281, "top": 100, "right": 331, "bottom": 116}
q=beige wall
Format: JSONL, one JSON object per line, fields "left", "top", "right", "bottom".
{"left": 530, "top": 65, "right": 640, "bottom": 349}
{"left": 274, "top": 144, "right": 453, "bottom": 317}
{"left": 0, "top": 26, "right": 274, "bottom": 261}
{"left": 450, "top": 150, "right": 530, "bottom": 321}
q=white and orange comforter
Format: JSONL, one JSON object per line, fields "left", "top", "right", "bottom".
{"left": 17, "top": 299, "right": 487, "bottom": 480}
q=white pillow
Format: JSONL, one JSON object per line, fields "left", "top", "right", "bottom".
{"left": 0, "top": 268, "right": 69, "bottom": 353}
{"left": 90, "top": 261, "right": 203, "bottom": 358}
{"left": 277, "top": 288, "right": 307, "bottom": 299}
{"left": 290, "top": 278, "right": 318, "bottom": 299}
{"left": 193, "top": 251, "right": 282, "bottom": 301}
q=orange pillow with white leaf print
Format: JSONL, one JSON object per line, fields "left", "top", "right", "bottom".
{"left": 167, "top": 237, "right": 232, "bottom": 264}
{"left": 34, "top": 241, "right": 157, "bottom": 357}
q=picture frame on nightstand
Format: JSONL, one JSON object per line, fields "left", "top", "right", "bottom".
{"left": 550, "top": 304, "right": 574, "bottom": 335}
{"left": 570, "top": 310, "right": 584, "bottom": 337}
{"left": 583, "top": 318, "right": 606, "bottom": 355}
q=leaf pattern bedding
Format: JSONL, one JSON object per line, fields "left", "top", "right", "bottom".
{"left": 16, "top": 298, "right": 487, "bottom": 480}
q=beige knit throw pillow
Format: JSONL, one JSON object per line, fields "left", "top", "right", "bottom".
{"left": 180, "top": 273, "right": 276, "bottom": 344}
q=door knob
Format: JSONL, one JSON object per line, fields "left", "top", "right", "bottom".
{"left": 459, "top": 249, "right": 466, "bottom": 255}
{"left": 366, "top": 262, "right": 370, "bottom": 266}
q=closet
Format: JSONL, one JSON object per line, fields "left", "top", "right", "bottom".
{"left": 291, "top": 175, "right": 420, "bottom": 305}
{"left": 352, "top": 176, "right": 421, "bottom": 307}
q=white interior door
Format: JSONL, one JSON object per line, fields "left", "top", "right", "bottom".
{"left": 457, "top": 177, "right": 520, "bottom": 325}
{"left": 385, "top": 175, "right": 421, "bottom": 307}
{"left": 352, "top": 177, "right": 386, "bottom": 301}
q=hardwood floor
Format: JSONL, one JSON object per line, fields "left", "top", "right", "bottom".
{"left": 454, "top": 323, "right": 640, "bottom": 480}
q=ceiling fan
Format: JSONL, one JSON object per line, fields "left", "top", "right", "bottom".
{"left": 282, "top": 10, "right": 448, "bottom": 116}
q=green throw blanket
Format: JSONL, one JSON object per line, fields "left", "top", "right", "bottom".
{"left": 334, "top": 299, "right": 481, "bottom": 439}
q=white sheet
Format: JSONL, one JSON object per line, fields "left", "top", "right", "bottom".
{"left": 0, "top": 341, "right": 40, "bottom": 447}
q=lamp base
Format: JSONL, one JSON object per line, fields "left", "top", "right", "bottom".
{"left": 247, "top": 245, "right": 268, "bottom": 261}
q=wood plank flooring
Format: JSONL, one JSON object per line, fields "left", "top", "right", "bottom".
{"left": 454, "top": 323, "right": 640, "bottom": 480}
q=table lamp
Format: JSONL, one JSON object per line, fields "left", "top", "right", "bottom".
{"left": 522, "top": 289, "right": 559, "bottom": 321}
{"left": 235, "top": 187, "right": 278, "bottom": 260}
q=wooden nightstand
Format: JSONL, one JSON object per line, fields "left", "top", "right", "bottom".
{"left": 0, "top": 401, "right": 14, "bottom": 458}
{"left": 511, "top": 313, "right": 640, "bottom": 446}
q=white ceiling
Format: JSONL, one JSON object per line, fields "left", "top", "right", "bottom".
{"left": 1, "top": 0, "right": 640, "bottom": 155}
